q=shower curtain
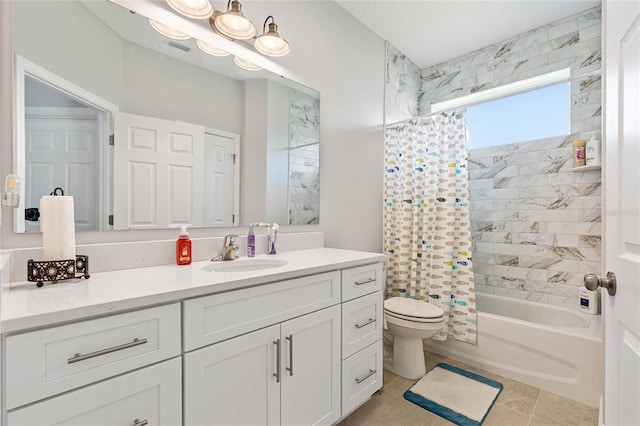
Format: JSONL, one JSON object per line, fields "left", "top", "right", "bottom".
{"left": 384, "top": 111, "right": 477, "bottom": 344}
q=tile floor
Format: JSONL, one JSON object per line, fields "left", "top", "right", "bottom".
{"left": 339, "top": 350, "right": 599, "bottom": 426}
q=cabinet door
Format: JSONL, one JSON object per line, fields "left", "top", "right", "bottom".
{"left": 280, "top": 305, "right": 341, "bottom": 426}
{"left": 7, "top": 358, "right": 181, "bottom": 426}
{"left": 184, "top": 325, "right": 281, "bottom": 426}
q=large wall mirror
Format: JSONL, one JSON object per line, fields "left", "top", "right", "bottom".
{"left": 12, "top": 0, "right": 320, "bottom": 233}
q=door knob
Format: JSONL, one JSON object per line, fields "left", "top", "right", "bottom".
{"left": 584, "top": 272, "right": 617, "bottom": 296}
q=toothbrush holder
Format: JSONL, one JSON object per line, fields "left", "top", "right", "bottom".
{"left": 267, "top": 233, "right": 277, "bottom": 254}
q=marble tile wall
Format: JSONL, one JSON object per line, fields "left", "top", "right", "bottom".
{"left": 385, "top": 42, "right": 421, "bottom": 124}
{"left": 469, "top": 134, "right": 602, "bottom": 308}
{"left": 418, "top": 5, "right": 602, "bottom": 132}
{"left": 289, "top": 88, "right": 320, "bottom": 225}
{"left": 384, "top": 5, "right": 602, "bottom": 308}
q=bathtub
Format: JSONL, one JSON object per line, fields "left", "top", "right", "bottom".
{"left": 423, "top": 293, "right": 603, "bottom": 407}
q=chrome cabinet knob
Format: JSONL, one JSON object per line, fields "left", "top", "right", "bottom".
{"left": 584, "top": 272, "right": 617, "bottom": 296}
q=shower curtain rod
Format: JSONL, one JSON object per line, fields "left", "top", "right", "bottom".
{"left": 384, "top": 108, "right": 465, "bottom": 130}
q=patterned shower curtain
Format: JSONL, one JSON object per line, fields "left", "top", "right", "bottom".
{"left": 384, "top": 111, "right": 477, "bottom": 344}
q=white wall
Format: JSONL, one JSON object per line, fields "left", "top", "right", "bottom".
{"left": 1, "top": 1, "right": 385, "bottom": 254}
{"left": 249, "top": 1, "right": 385, "bottom": 252}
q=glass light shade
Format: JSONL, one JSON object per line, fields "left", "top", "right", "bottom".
{"left": 149, "top": 19, "right": 191, "bottom": 40}
{"left": 254, "top": 34, "right": 290, "bottom": 57}
{"left": 166, "top": 0, "right": 213, "bottom": 19}
{"left": 233, "top": 56, "right": 262, "bottom": 71}
{"left": 213, "top": 1, "right": 256, "bottom": 39}
{"left": 195, "top": 39, "right": 229, "bottom": 57}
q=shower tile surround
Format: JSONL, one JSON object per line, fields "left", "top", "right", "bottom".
{"left": 385, "top": 6, "right": 602, "bottom": 309}
{"left": 288, "top": 89, "right": 320, "bottom": 225}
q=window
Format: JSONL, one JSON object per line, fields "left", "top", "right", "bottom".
{"left": 431, "top": 69, "right": 571, "bottom": 149}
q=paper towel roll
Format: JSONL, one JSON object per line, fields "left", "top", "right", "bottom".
{"left": 40, "top": 195, "right": 76, "bottom": 261}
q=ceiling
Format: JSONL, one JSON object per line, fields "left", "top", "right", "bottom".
{"left": 336, "top": 0, "right": 601, "bottom": 69}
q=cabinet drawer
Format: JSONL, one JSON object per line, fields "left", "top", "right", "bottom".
{"left": 183, "top": 271, "right": 340, "bottom": 351}
{"left": 7, "top": 357, "right": 182, "bottom": 426}
{"left": 341, "top": 291, "right": 383, "bottom": 359}
{"left": 341, "top": 341, "right": 383, "bottom": 417}
{"left": 5, "top": 303, "right": 181, "bottom": 409}
{"left": 341, "top": 263, "right": 383, "bottom": 302}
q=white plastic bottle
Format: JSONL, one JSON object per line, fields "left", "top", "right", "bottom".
{"left": 586, "top": 134, "right": 601, "bottom": 166}
{"left": 578, "top": 286, "right": 600, "bottom": 314}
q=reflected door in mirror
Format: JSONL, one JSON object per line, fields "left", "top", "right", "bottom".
{"left": 25, "top": 108, "right": 99, "bottom": 232}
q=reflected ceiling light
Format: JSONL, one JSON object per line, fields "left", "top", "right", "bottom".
{"left": 166, "top": 0, "right": 213, "bottom": 19}
{"left": 254, "top": 16, "right": 290, "bottom": 57}
{"left": 149, "top": 19, "right": 191, "bottom": 40}
{"left": 195, "top": 39, "right": 230, "bottom": 57}
{"left": 233, "top": 56, "right": 262, "bottom": 71}
{"left": 211, "top": 0, "right": 256, "bottom": 40}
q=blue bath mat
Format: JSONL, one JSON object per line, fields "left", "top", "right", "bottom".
{"left": 404, "top": 363, "right": 503, "bottom": 426}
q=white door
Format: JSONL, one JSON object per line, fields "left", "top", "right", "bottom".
{"left": 280, "top": 305, "right": 341, "bottom": 426}
{"left": 24, "top": 110, "right": 99, "bottom": 232}
{"left": 204, "top": 131, "right": 237, "bottom": 227}
{"left": 183, "top": 324, "right": 281, "bottom": 426}
{"left": 113, "top": 112, "right": 204, "bottom": 230}
{"left": 603, "top": 2, "right": 640, "bottom": 425}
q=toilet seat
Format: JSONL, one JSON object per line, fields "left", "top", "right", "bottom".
{"left": 384, "top": 297, "right": 444, "bottom": 323}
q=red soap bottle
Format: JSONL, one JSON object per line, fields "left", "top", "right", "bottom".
{"left": 176, "top": 226, "right": 192, "bottom": 265}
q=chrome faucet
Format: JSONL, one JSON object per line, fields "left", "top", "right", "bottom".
{"left": 212, "top": 234, "right": 239, "bottom": 261}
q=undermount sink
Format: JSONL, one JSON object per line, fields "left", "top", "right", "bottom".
{"left": 202, "top": 258, "right": 288, "bottom": 273}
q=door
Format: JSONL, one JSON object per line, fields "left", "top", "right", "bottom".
{"left": 204, "top": 131, "right": 237, "bottom": 227}
{"left": 183, "top": 325, "right": 281, "bottom": 426}
{"left": 113, "top": 112, "right": 204, "bottom": 229}
{"left": 24, "top": 109, "right": 99, "bottom": 232}
{"left": 280, "top": 305, "right": 341, "bottom": 426}
{"left": 603, "top": 2, "right": 640, "bottom": 425}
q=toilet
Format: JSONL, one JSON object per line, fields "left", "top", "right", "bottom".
{"left": 384, "top": 297, "right": 445, "bottom": 379}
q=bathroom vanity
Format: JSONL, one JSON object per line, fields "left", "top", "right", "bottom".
{"left": 0, "top": 248, "right": 385, "bottom": 425}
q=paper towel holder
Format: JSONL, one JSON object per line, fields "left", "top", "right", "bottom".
{"left": 27, "top": 255, "right": 90, "bottom": 288}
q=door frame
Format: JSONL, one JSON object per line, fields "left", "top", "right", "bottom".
{"left": 205, "top": 127, "right": 240, "bottom": 227}
{"left": 14, "top": 55, "right": 119, "bottom": 232}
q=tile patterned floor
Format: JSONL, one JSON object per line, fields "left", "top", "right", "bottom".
{"left": 339, "top": 351, "right": 599, "bottom": 426}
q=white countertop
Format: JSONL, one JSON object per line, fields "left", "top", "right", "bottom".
{"left": 0, "top": 248, "right": 385, "bottom": 334}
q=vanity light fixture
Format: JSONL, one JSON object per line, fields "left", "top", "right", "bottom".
{"left": 149, "top": 19, "right": 191, "bottom": 40}
{"left": 210, "top": 0, "right": 256, "bottom": 40}
{"left": 166, "top": 0, "right": 214, "bottom": 20}
{"left": 195, "top": 39, "right": 230, "bottom": 57}
{"left": 233, "top": 56, "right": 262, "bottom": 71}
{"left": 254, "top": 16, "right": 290, "bottom": 57}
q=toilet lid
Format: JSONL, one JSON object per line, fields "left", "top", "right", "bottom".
{"left": 384, "top": 297, "right": 444, "bottom": 319}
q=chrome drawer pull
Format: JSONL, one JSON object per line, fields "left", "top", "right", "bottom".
{"left": 286, "top": 334, "right": 294, "bottom": 376}
{"left": 132, "top": 419, "right": 148, "bottom": 426}
{"left": 67, "top": 338, "right": 148, "bottom": 364}
{"left": 273, "top": 339, "right": 281, "bottom": 383}
{"left": 354, "top": 278, "right": 375, "bottom": 286}
{"left": 355, "top": 369, "right": 377, "bottom": 384}
{"left": 355, "top": 318, "right": 376, "bottom": 329}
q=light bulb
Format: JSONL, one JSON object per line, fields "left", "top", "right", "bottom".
{"left": 2, "top": 174, "right": 20, "bottom": 207}
{"left": 166, "top": 0, "right": 213, "bottom": 19}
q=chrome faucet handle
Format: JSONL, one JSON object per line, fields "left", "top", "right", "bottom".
{"left": 223, "top": 234, "right": 239, "bottom": 246}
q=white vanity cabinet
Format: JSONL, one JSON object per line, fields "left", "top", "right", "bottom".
{"left": 184, "top": 305, "right": 341, "bottom": 426}
{"left": 183, "top": 271, "right": 342, "bottom": 426}
{"left": 340, "top": 263, "right": 385, "bottom": 417}
{"left": 0, "top": 249, "right": 386, "bottom": 426}
{"left": 3, "top": 303, "right": 182, "bottom": 426}
{"left": 7, "top": 358, "right": 182, "bottom": 426}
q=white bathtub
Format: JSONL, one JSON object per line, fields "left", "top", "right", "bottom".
{"left": 423, "top": 293, "right": 603, "bottom": 407}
